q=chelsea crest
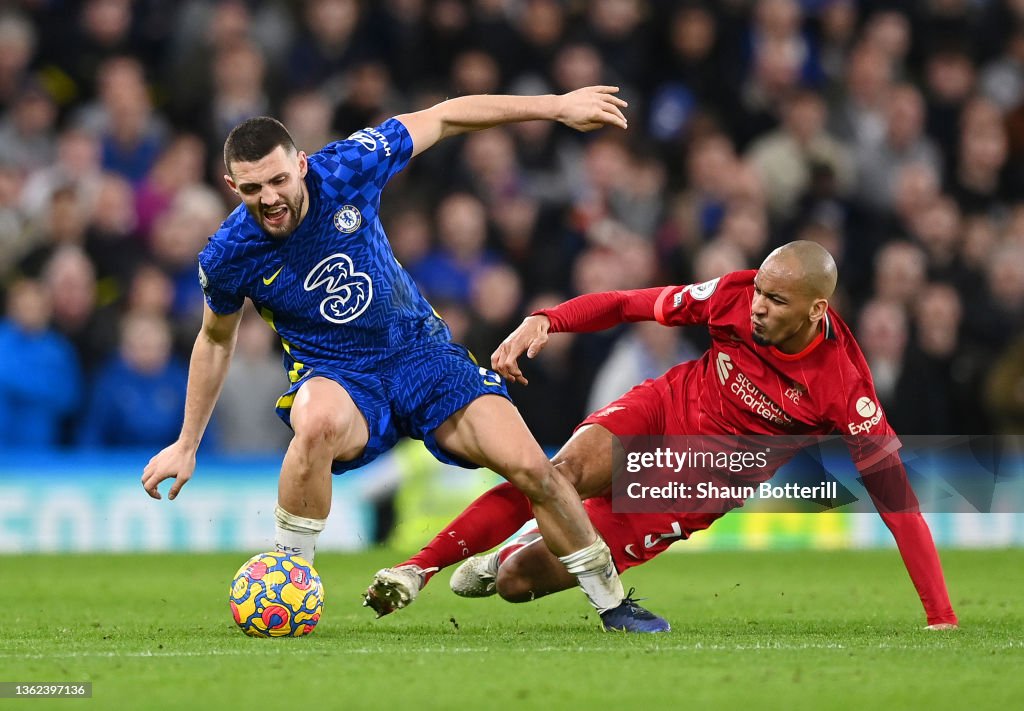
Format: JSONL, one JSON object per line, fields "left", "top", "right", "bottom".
{"left": 334, "top": 205, "right": 362, "bottom": 233}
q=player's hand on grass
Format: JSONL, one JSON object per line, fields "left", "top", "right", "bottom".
{"left": 556, "top": 86, "right": 628, "bottom": 132}
{"left": 142, "top": 442, "right": 197, "bottom": 500}
{"left": 491, "top": 314, "right": 551, "bottom": 386}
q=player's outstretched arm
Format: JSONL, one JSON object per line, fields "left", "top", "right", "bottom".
{"left": 492, "top": 288, "right": 667, "bottom": 384}
{"left": 141, "top": 304, "right": 242, "bottom": 500}
{"left": 396, "top": 86, "right": 628, "bottom": 157}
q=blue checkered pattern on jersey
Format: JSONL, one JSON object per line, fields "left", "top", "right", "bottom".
{"left": 196, "top": 119, "right": 512, "bottom": 468}
{"left": 199, "top": 118, "right": 449, "bottom": 376}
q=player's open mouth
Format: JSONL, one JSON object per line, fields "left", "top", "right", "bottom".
{"left": 263, "top": 205, "right": 288, "bottom": 226}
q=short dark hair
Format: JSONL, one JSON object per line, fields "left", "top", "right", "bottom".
{"left": 223, "top": 117, "right": 297, "bottom": 172}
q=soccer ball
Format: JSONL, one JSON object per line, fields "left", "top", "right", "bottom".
{"left": 229, "top": 552, "right": 324, "bottom": 637}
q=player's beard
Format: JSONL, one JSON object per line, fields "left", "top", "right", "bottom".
{"left": 751, "top": 319, "right": 772, "bottom": 346}
{"left": 256, "top": 189, "right": 305, "bottom": 239}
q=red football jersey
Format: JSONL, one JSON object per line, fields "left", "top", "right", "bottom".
{"left": 649, "top": 270, "right": 899, "bottom": 470}
{"left": 536, "top": 269, "right": 958, "bottom": 626}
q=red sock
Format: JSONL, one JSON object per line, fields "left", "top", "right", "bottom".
{"left": 401, "top": 482, "right": 533, "bottom": 585}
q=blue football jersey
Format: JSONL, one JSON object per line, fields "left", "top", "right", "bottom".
{"left": 198, "top": 119, "right": 449, "bottom": 382}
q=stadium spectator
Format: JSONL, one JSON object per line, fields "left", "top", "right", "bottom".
{"left": 0, "top": 159, "right": 29, "bottom": 274}
{"left": 856, "top": 84, "right": 942, "bottom": 212}
{"left": 74, "top": 56, "right": 169, "bottom": 183}
{"left": 0, "top": 81, "right": 58, "bottom": 173}
{"left": 0, "top": 277, "right": 81, "bottom": 446}
{"left": 20, "top": 128, "right": 101, "bottom": 222}
{"left": 410, "top": 192, "right": 498, "bottom": 302}
{"left": 746, "top": 90, "right": 855, "bottom": 221}
{"left": 217, "top": 305, "right": 292, "bottom": 455}
{"left": 464, "top": 264, "right": 523, "bottom": 366}
{"left": 41, "top": 245, "right": 118, "bottom": 376}
{"left": 286, "top": 0, "right": 369, "bottom": 92}
{"left": 828, "top": 43, "right": 892, "bottom": 153}
{"left": 0, "top": 11, "right": 36, "bottom": 112}
{"left": 84, "top": 172, "right": 147, "bottom": 291}
{"left": 78, "top": 310, "right": 188, "bottom": 448}
{"left": 134, "top": 134, "right": 208, "bottom": 240}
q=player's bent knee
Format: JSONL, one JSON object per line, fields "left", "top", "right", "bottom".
{"left": 495, "top": 561, "right": 539, "bottom": 603}
{"left": 502, "top": 456, "right": 561, "bottom": 503}
{"left": 291, "top": 411, "right": 363, "bottom": 461}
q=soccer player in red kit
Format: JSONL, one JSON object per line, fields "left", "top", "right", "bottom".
{"left": 370, "top": 241, "right": 959, "bottom": 631}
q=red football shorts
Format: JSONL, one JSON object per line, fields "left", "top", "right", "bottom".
{"left": 577, "top": 373, "right": 724, "bottom": 571}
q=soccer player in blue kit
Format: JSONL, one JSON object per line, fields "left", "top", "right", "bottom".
{"left": 140, "top": 86, "right": 668, "bottom": 632}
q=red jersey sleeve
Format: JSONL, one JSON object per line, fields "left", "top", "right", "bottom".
{"left": 532, "top": 288, "right": 664, "bottom": 333}
{"left": 862, "top": 453, "right": 959, "bottom": 626}
{"left": 828, "top": 314, "right": 957, "bottom": 626}
{"left": 654, "top": 270, "right": 756, "bottom": 327}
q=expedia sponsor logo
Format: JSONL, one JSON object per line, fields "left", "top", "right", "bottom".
{"left": 848, "top": 397, "right": 882, "bottom": 435}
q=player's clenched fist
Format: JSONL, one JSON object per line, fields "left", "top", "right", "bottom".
{"left": 491, "top": 314, "right": 551, "bottom": 386}
{"left": 141, "top": 442, "right": 197, "bottom": 500}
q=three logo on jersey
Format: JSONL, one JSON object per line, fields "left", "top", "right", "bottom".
{"left": 256, "top": 204, "right": 374, "bottom": 325}
{"left": 715, "top": 352, "right": 793, "bottom": 426}
{"left": 304, "top": 253, "right": 373, "bottom": 324}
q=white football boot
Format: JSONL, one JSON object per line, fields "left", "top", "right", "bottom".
{"left": 363, "top": 565, "right": 426, "bottom": 618}
{"left": 449, "top": 530, "right": 542, "bottom": 598}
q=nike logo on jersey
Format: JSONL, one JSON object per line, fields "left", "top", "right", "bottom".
{"left": 263, "top": 266, "right": 284, "bottom": 286}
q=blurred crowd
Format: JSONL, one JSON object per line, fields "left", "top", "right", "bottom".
{"left": 2, "top": 0, "right": 1024, "bottom": 453}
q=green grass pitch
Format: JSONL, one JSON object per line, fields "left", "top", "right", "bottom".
{"left": 3, "top": 548, "right": 1022, "bottom": 710}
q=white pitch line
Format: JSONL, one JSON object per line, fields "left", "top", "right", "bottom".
{"left": 1, "top": 641, "right": 1019, "bottom": 660}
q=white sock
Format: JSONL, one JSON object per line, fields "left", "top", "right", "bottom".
{"left": 274, "top": 505, "right": 326, "bottom": 564}
{"left": 558, "top": 537, "right": 624, "bottom": 613}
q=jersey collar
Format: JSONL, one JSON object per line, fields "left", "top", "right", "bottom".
{"left": 768, "top": 313, "right": 831, "bottom": 361}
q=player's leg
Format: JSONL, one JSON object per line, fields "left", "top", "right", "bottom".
{"left": 394, "top": 423, "right": 612, "bottom": 584}
{"left": 430, "top": 396, "right": 664, "bottom": 627}
{"left": 432, "top": 397, "right": 597, "bottom": 550}
{"left": 275, "top": 376, "right": 369, "bottom": 563}
{"left": 402, "top": 421, "right": 620, "bottom": 593}
{"left": 447, "top": 424, "right": 619, "bottom": 602}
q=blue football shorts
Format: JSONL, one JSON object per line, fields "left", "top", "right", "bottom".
{"left": 274, "top": 340, "right": 511, "bottom": 473}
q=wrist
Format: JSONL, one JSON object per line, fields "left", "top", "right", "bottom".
{"left": 177, "top": 435, "right": 200, "bottom": 455}
{"left": 548, "top": 93, "right": 567, "bottom": 124}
